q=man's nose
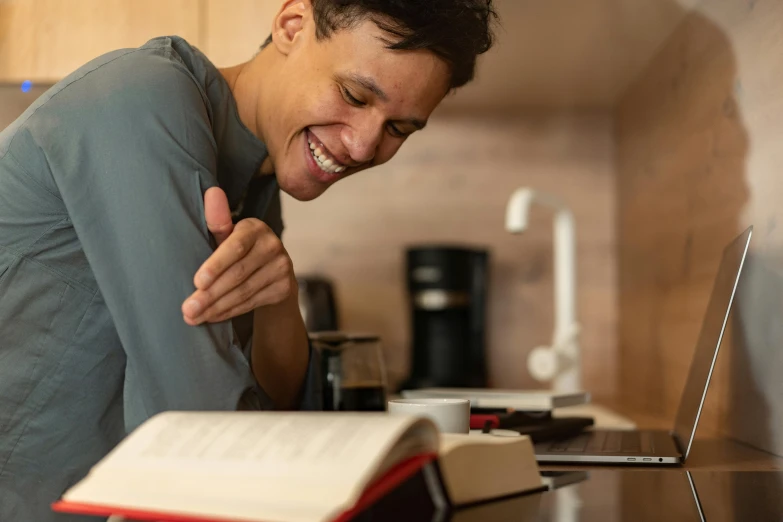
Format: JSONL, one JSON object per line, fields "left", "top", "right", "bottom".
{"left": 341, "top": 118, "right": 384, "bottom": 165}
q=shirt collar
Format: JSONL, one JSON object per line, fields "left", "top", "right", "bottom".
{"left": 206, "top": 74, "right": 270, "bottom": 212}
{"left": 176, "top": 37, "right": 271, "bottom": 212}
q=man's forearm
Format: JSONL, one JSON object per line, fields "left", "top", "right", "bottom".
{"left": 250, "top": 282, "right": 310, "bottom": 409}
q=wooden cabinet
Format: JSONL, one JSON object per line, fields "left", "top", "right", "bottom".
{"left": 0, "top": 0, "right": 202, "bottom": 82}
{"left": 202, "top": 0, "right": 279, "bottom": 67}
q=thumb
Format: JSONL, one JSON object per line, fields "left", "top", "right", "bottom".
{"left": 204, "top": 187, "right": 234, "bottom": 245}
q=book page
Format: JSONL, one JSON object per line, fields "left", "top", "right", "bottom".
{"left": 63, "top": 412, "right": 438, "bottom": 521}
{"left": 62, "top": 411, "right": 438, "bottom": 522}
{"left": 102, "top": 411, "right": 427, "bottom": 479}
{"left": 439, "top": 432, "right": 522, "bottom": 454}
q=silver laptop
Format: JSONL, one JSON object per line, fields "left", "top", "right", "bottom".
{"left": 535, "top": 226, "right": 753, "bottom": 465}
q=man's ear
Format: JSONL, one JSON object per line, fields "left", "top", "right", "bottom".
{"left": 271, "top": 0, "right": 310, "bottom": 56}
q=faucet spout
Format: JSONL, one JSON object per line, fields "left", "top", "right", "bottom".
{"left": 505, "top": 187, "right": 581, "bottom": 392}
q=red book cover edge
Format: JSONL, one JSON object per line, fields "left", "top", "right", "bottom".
{"left": 52, "top": 452, "right": 439, "bottom": 522}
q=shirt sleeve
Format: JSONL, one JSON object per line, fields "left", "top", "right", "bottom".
{"left": 33, "top": 46, "right": 280, "bottom": 429}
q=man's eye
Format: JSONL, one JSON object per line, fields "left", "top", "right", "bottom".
{"left": 341, "top": 87, "right": 364, "bottom": 107}
{"left": 387, "top": 123, "right": 408, "bottom": 138}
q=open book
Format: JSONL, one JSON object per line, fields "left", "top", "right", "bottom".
{"left": 53, "top": 411, "right": 543, "bottom": 522}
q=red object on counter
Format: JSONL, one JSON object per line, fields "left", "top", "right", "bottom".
{"left": 470, "top": 414, "right": 500, "bottom": 430}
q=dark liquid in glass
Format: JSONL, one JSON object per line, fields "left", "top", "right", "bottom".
{"left": 326, "top": 384, "right": 386, "bottom": 411}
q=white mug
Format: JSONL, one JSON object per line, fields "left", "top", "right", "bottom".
{"left": 387, "top": 398, "right": 470, "bottom": 434}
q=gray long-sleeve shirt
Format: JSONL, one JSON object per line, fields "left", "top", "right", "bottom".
{"left": 0, "top": 36, "right": 321, "bottom": 521}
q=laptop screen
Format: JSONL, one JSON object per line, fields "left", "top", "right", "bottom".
{"left": 672, "top": 227, "right": 752, "bottom": 459}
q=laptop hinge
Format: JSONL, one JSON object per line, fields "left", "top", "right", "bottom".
{"left": 671, "top": 431, "right": 687, "bottom": 459}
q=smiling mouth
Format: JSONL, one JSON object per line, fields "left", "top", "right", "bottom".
{"left": 306, "top": 130, "right": 346, "bottom": 175}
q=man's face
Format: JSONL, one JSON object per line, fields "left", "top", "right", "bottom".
{"left": 262, "top": 15, "right": 451, "bottom": 201}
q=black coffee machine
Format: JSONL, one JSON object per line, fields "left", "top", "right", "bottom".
{"left": 400, "top": 245, "right": 489, "bottom": 390}
{"left": 297, "top": 275, "right": 340, "bottom": 332}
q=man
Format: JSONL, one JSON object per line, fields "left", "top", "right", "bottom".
{"left": 0, "top": 0, "right": 497, "bottom": 520}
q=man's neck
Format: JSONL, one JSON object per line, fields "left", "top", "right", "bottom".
{"left": 220, "top": 48, "right": 275, "bottom": 175}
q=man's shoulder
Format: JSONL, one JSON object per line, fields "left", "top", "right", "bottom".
{"left": 12, "top": 37, "right": 205, "bottom": 138}
{"left": 3, "top": 37, "right": 202, "bottom": 153}
{"left": 17, "top": 36, "right": 216, "bottom": 161}
{"left": 74, "top": 35, "right": 202, "bottom": 84}
{"left": 54, "top": 35, "right": 208, "bottom": 113}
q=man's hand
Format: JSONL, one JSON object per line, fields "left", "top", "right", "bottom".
{"left": 183, "top": 186, "right": 309, "bottom": 409}
{"left": 182, "top": 187, "right": 296, "bottom": 325}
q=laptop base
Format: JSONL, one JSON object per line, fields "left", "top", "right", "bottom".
{"left": 534, "top": 429, "right": 682, "bottom": 465}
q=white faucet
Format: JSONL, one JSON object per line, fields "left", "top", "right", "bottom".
{"left": 505, "top": 188, "right": 581, "bottom": 393}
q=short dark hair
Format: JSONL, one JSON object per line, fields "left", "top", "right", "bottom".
{"left": 263, "top": 0, "right": 498, "bottom": 90}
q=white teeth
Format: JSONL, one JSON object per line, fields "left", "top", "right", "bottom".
{"left": 308, "top": 134, "right": 345, "bottom": 174}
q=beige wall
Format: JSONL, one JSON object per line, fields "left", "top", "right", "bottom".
{"left": 616, "top": 0, "right": 783, "bottom": 455}
{"left": 0, "top": 0, "right": 202, "bottom": 82}
{"left": 281, "top": 111, "right": 618, "bottom": 399}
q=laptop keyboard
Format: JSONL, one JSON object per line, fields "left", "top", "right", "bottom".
{"left": 546, "top": 431, "right": 654, "bottom": 454}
